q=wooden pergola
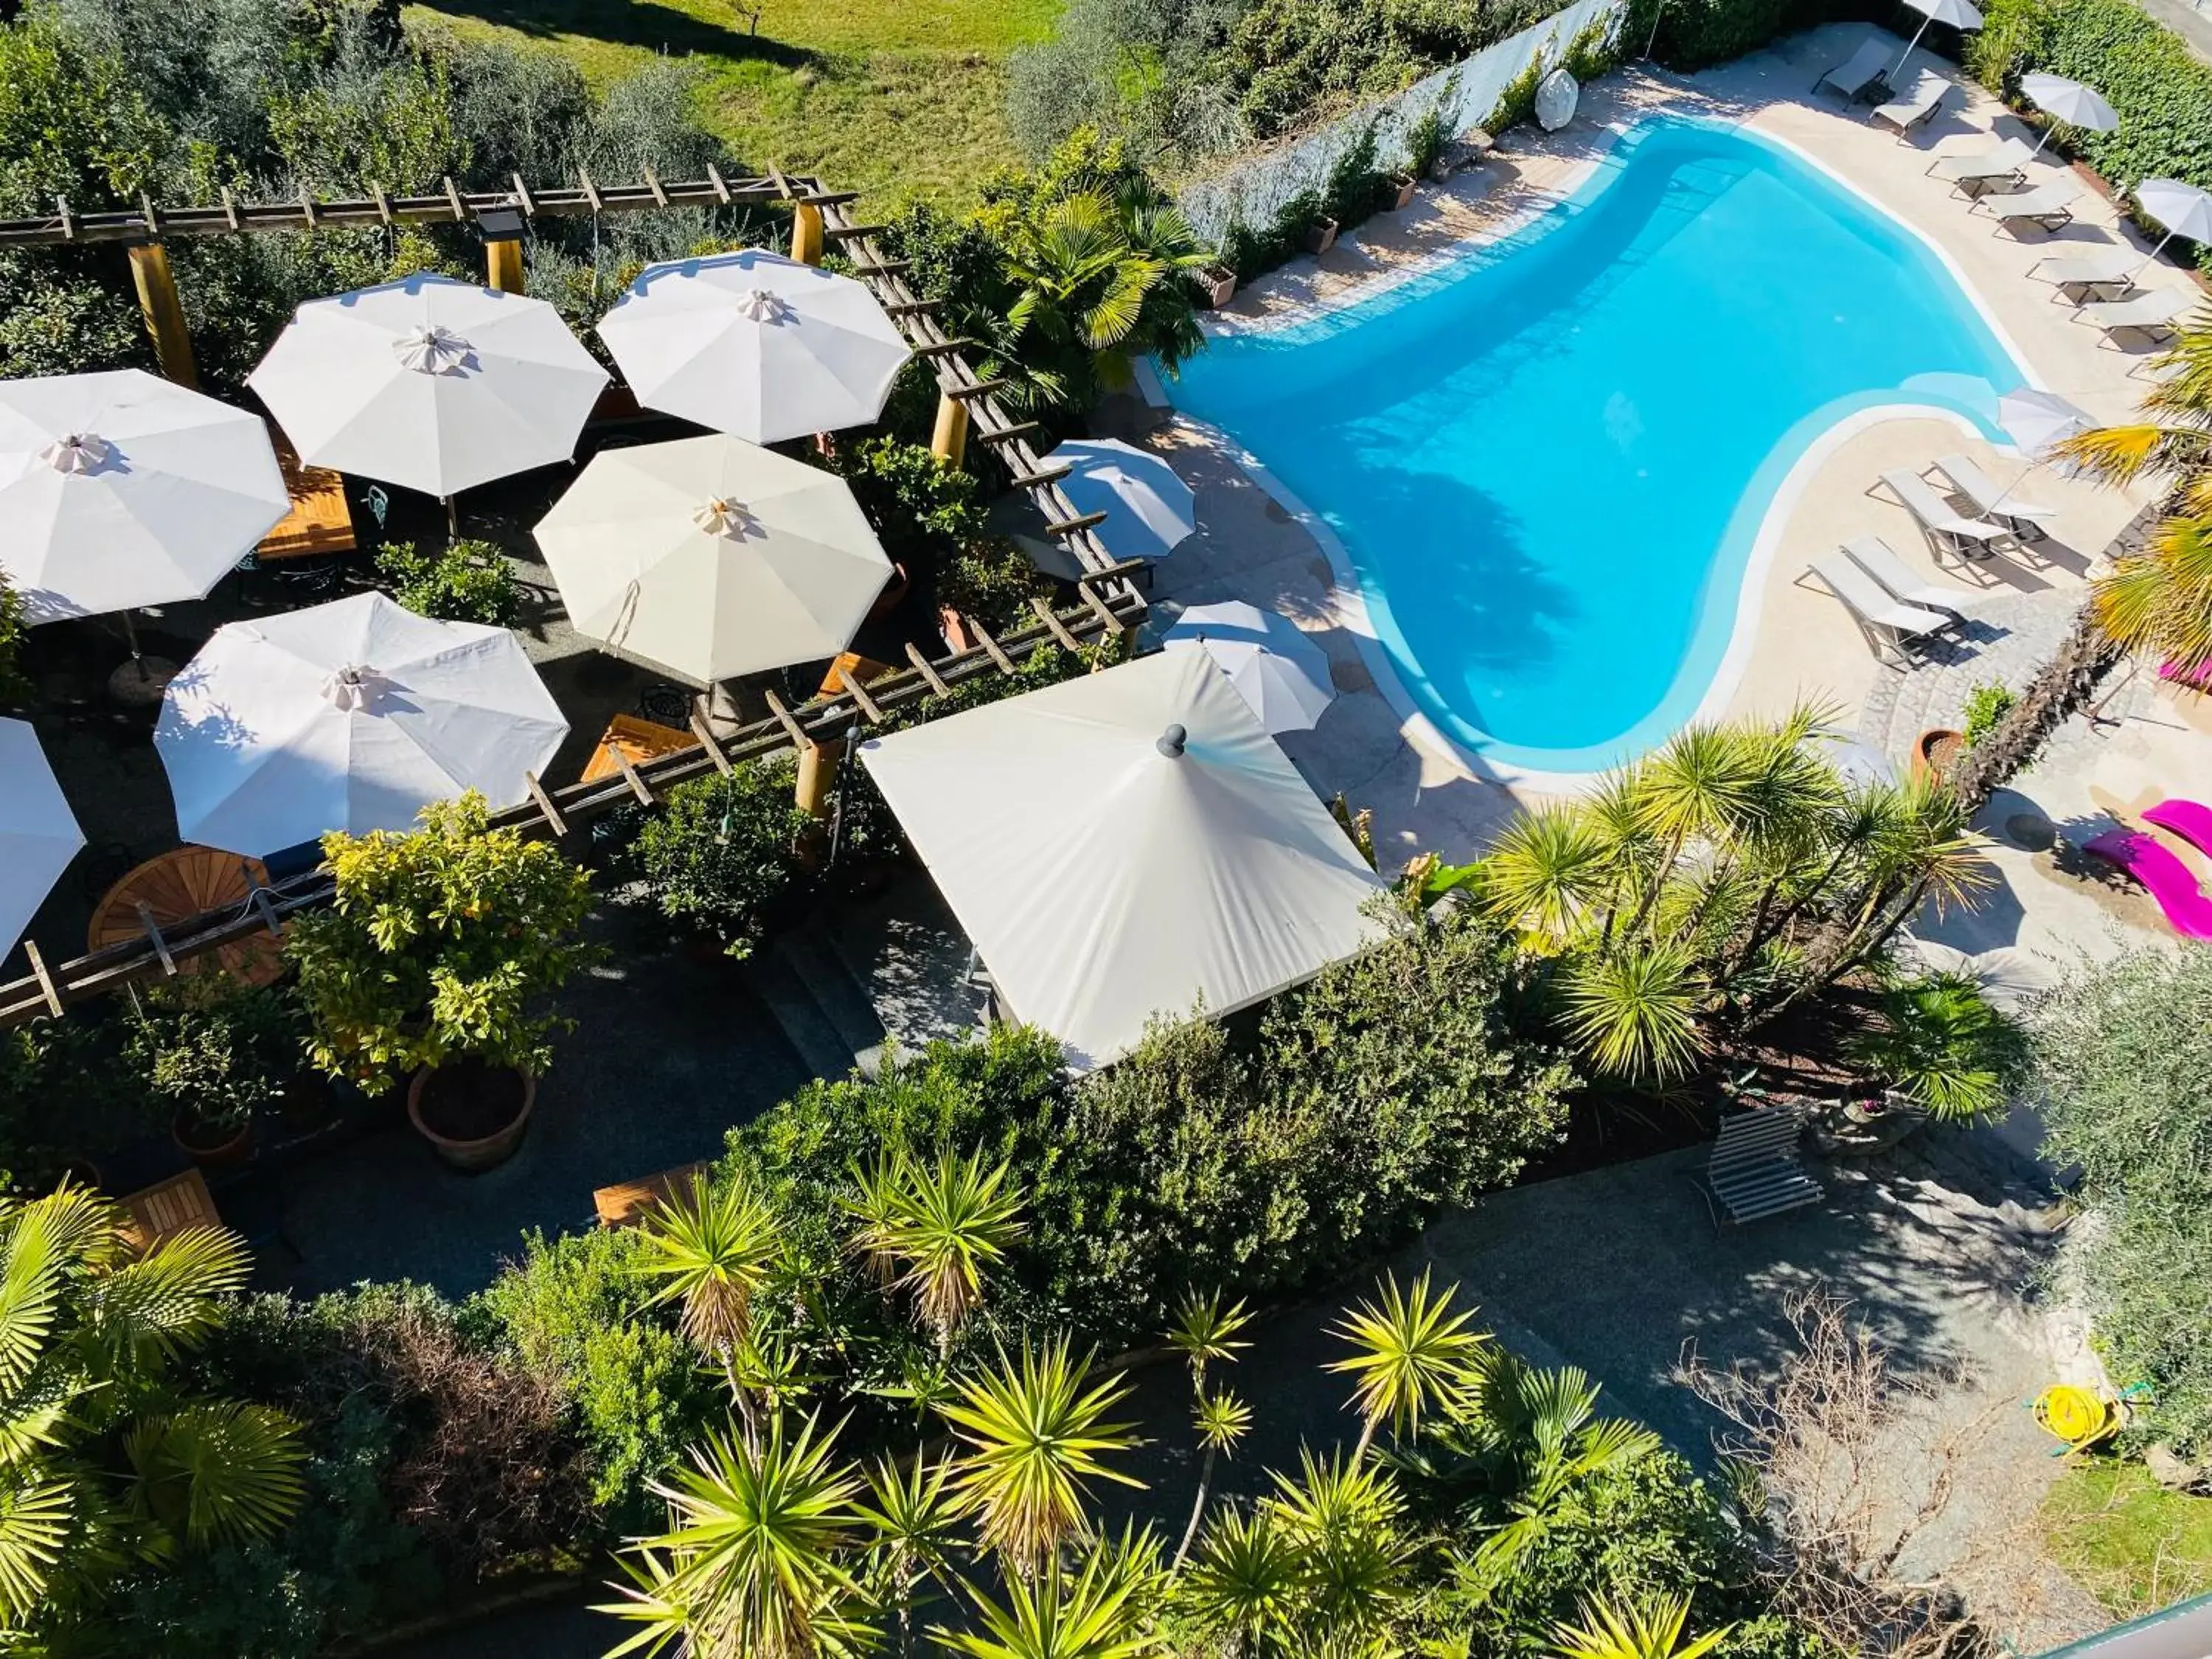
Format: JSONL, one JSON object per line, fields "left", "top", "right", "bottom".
{"left": 0, "top": 161, "right": 1152, "bottom": 1026}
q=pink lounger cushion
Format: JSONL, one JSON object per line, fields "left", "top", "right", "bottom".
{"left": 2086, "top": 828, "right": 2212, "bottom": 939}
{"left": 2145, "top": 798, "right": 2212, "bottom": 859}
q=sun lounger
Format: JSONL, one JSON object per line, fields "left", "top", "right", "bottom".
{"left": 1934, "top": 454, "right": 2058, "bottom": 540}
{"left": 1879, "top": 468, "right": 2020, "bottom": 561}
{"left": 1871, "top": 72, "right": 1949, "bottom": 136}
{"left": 1811, "top": 550, "right": 1954, "bottom": 664}
{"left": 2080, "top": 290, "right": 2189, "bottom": 341}
{"left": 1843, "top": 536, "right": 1974, "bottom": 619}
{"left": 1700, "top": 1104, "right": 1823, "bottom": 1226}
{"left": 2031, "top": 247, "right": 2140, "bottom": 301}
{"left": 2084, "top": 830, "right": 2212, "bottom": 939}
{"left": 1927, "top": 137, "right": 2033, "bottom": 195}
{"left": 1816, "top": 38, "right": 1892, "bottom": 101}
{"left": 2144, "top": 799, "right": 2212, "bottom": 862}
{"left": 1975, "top": 182, "right": 2079, "bottom": 233}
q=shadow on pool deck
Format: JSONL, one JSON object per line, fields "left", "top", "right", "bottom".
{"left": 265, "top": 900, "right": 812, "bottom": 1299}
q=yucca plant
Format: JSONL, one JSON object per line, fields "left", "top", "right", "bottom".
{"left": 847, "top": 1147, "right": 1026, "bottom": 1358}
{"left": 0, "top": 1184, "right": 304, "bottom": 1644}
{"left": 1559, "top": 943, "right": 1709, "bottom": 1084}
{"left": 1550, "top": 1591, "right": 1733, "bottom": 1659}
{"left": 1262, "top": 1447, "right": 1414, "bottom": 1648}
{"left": 939, "top": 1336, "right": 1144, "bottom": 1576}
{"left": 1174, "top": 1387, "right": 1253, "bottom": 1568}
{"left": 600, "top": 1411, "right": 871, "bottom": 1659}
{"left": 855, "top": 1453, "right": 962, "bottom": 1658}
{"left": 1326, "top": 1270, "right": 1489, "bottom": 1460}
{"left": 1178, "top": 1504, "right": 1306, "bottom": 1658}
{"left": 636, "top": 1171, "right": 782, "bottom": 1411}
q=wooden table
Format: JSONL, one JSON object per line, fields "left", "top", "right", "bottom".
{"left": 88, "top": 845, "right": 285, "bottom": 986}
{"left": 256, "top": 429, "right": 356, "bottom": 560}
{"left": 818, "top": 653, "right": 894, "bottom": 698}
{"left": 580, "top": 713, "right": 695, "bottom": 786}
{"left": 594, "top": 1162, "right": 706, "bottom": 1227}
{"left": 118, "top": 1167, "right": 220, "bottom": 1250}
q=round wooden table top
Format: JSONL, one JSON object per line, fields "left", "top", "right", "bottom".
{"left": 88, "top": 845, "right": 285, "bottom": 987}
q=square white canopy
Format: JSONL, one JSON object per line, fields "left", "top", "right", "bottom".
{"left": 858, "top": 650, "right": 1387, "bottom": 1069}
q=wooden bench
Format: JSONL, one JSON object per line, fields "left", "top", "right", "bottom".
{"left": 257, "top": 429, "right": 356, "bottom": 560}
{"left": 580, "top": 714, "right": 694, "bottom": 787}
{"left": 593, "top": 1162, "right": 706, "bottom": 1228}
{"left": 1700, "top": 1104, "right": 1823, "bottom": 1226}
{"left": 117, "top": 1167, "right": 221, "bottom": 1251}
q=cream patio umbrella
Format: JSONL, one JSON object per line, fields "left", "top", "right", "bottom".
{"left": 155, "top": 592, "right": 568, "bottom": 858}
{"left": 595, "top": 249, "right": 911, "bottom": 444}
{"left": 531, "top": 434, "right": 893, "bottom": 684}
{"left": 1162, "top": 599, "right": 1335, "bottom": 734}
{"left": 247, "top": 273, "right": 608, "bottom": 503}
{"left": 1891, "top": 0, "right": 1982, "bottom": 78}
{"left": 0, "top": 718, "right": 84, "bottom": 961}
{"left": 858, "top": 649, "right": 1388, "bottom": 1070}
{"left": 0, "top": 369, "right": 288, "bottom": 625}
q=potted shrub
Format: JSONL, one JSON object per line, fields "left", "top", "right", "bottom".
{"left": 937, "top": 535, "right": 1048, "bottom": 642}
{"left": 128, "top": 982, "right": 302, "bottom": 1169}
{"left": 1913, "top": 727, "right": 1966, "bottom": 779}
{"left": 288, "top": 793, "right": 597, "bottom": 1173}
{"left": 1389, "top": 173, "right": 1419, "bottom": 211}
{"left": 1197, "top": 264, "right": 1238, "bottom": 308}
{"left": 1302, "top": 216, "right": 1339, "bottom": 255}
{"left": 625, "top": 760, "right": 816, "bottom": 961}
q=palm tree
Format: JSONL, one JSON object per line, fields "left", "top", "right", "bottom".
{"left": 1173, "top": 1388, "right": 1252, "bottom": 1568}
{"left": 1262, "top": 1448, "right": 1414, "bottom": 1649}
{"left": 1559, "top": 942, "right": 1708, "bottom": 1083}
{"left": 854, "top": 1453, "right": 961, "bottom": 1658}
{"left": 0, "top": 1184, "right": 305, "bottom": 1642}
{"left": 636, "top": 1171, "right": 781, "bottom": 1406}
{"left": 847, "top": 1147, "right": 1025, "bottom": 1358}
{"left": 939, "top": 1335, "right": 1144, "bottom": 1576}
{"left": 1550, "top": 1592, "right": 1733, "bottom": 1659}
{"left": 1326, "top": 1270, "right": 1489, "bottom": 1461}
{"left": 1164, "top": 1290, "right": 1254, "bottom": 1566}
{"left": 1177, "top": 1505, "right": 1304, "bottom": 1658}
{"left": 936, "top": 1525, "right": 1166, "bottom": 1659}
{"left": 1477, "top": 804, "right": 1611, "bottom": 947}
{"left": 600, "top": 1411, "right": 871, "bottom": 1659}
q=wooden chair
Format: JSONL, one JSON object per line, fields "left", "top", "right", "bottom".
{"left": 256, "top": 428, "right": 356, "bottom": 561}
{"left": 594, "top": 1162, "right": 706, "bottom": 1228}
{"left": 117, "top": 1168, "right": 220, "bottom": 1251}
{"left": 580, "top": 713, "right": 694, "bottom": 787}
{"left": 818, "top": 652, "right": 895, "bottom": 700}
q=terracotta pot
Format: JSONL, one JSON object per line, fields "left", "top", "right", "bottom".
{"left": 939, "top": 605, "right": 975, "bottom": 654}
{"left": 1913, "top": 728, "right": 1965, "bottom": 780}
{"left": 1198, "top": 267, "right": 1237, "bottom": 309}
{"left": 173, "top": 1110, "right": 254, "bottom": 1169}
{"left": 407, "top": 1065, "right": 535, "bottom": 1173}
{"left": 1302, "top": 218, "right": 1338, "bottom": 255}
{"left": 866, "top": 563, "right": 911, "bottom": 624}
{"left": 1390, "top": 174, "right": 1418, "bottom": 210}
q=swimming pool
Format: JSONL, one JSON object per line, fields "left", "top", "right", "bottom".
{"left": 1166, "top": 116, "right": 2030, "bottom": 774}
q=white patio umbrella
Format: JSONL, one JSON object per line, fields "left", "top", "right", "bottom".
{"left": 2135, "top": 179, "right": 2212, "bottom": 278}
{"left": 0, "top": 369, "right": 288, "bottom": 625}
{"left": 858, "top": 650, "right": 1388, "bottom": 1070}
{"left": 156, "top": 592, "right": 568, "bottom": 858}
{"left": 1891, "top": 0, "right": 1982, "bottom": 77}
{"left": 0, "top": 718, "right": 83, "bottom": 960}
{"left": 1162, "top": 599, "right": 1335, "bottom": 734}
{"left": 247, "top": 274, "right": 608, "bottom": 502}
{"left": 532, "top": 434, "right": 892, "bottom": 684}
{"left": 1054, "top": 439, "right": 1196, "bottom": 563}
{"left": 1998, "top": 387, "right": 2097, "bottom": 459}
{"left": 596, "top": 250, "right": 910, "bottom": 445}
{"left": 2019, "top": 73, "right": 2118, "bottom": 155}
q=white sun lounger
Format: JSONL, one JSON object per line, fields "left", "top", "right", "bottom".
{"left": 2031, "top": 247, "right": 2140, "bottom": 301}
{"left": 2080, "top": 290, "right": 2190, "bottom": 340}
{"left": 1935, "top": 454, "right": 2059, "bottom": 540}
{"left": 1871, "top": 72, "right": 1950, "bottom": 136}
{"left": 1812, "top": 551, "right": 1953, "bottom": 664}
{"left": 1975, "top": 182, "right": 2079, "bottom": 233}
{"left": 1844, "top": 537, "right": 1975, "bottom": 619}
{"left": 1816, "top": 39, "right": 1892, "bottom": 101}
{"left": 1881, "top": 467, "right": 2020, "bottom": 561}
{"left": 1927, "top": 137, "right": 2033, "bottom": 195}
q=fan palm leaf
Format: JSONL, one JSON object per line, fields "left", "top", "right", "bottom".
{"left": 123, "top": 1400, "right": 306, "bottom": 1551}
{"left": 83, "top": 1224, "right": 252, "bottom": 1368}
{"left": 939, "top": 1337, "right": 1143, "bottom": 1576}
{"left": 2093, "top": 513, "right": 2212, "bottom": 672}
{"left": 0, "top": 1470, "right": 72, "bottom": 1624}
{"left": 1326, "top": 1270, "right": 1488, "bottom": 1458}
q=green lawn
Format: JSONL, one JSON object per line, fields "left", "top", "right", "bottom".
{"left": 403, "top": 0, "right": 1061, "bottom": 204}
{"left": 2044, "top": 1461, "right": 2212, "bottom": 1621}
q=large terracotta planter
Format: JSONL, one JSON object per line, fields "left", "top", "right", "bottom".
{"left": 173, "top": 1112, "right": 254, "bottom": 1170}
{"left": 1302, "top": 218, "right": 1339, "bottom": 256}
{"left": 1198, "top": 266, "right": 1237, "bottom": 309}
{"left": 407, "top": 1064, "right": 535, "bottom": 1173}
{"left": 1914, "top": 728, "right": 1965, "bottom": 781}
{"left": 1389, "top": 174, "right": 1418, "bottom": 211}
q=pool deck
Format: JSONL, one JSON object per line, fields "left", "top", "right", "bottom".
{"left": 1126, "top": 22, "right": 2202, "bottom": 909}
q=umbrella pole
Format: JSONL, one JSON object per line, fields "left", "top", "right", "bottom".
{"left": 2030, "top": 123, "right": 2052, "bottom": 158}
{"left": 1891, "top": 15, "right": 1930, "bottom": 80}
{"left": 2135, "top": 229, "right": 2174, "bottom": 282}
{"left": 444, "top": 495, "right": 459, "bottom": 540}
{"left": 122, "top": 611, "right": 144, "bottom": 667}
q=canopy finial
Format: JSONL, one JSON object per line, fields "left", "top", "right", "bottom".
{"left": 1156, "top": 723, "right": 1188, "bottom": 759}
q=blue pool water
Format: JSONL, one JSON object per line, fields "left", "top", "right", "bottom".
{"left": 1166, "top": 117, "right": 2028, "bottom": 773}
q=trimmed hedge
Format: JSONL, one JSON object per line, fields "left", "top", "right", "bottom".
{"left": 1971, "top": 0, "right": 2212, "bottom": 272}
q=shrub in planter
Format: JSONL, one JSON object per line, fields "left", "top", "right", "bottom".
{"left": 375, "top": 538, "right": 522, "bottom": 627}
{"left": 288, "top": 794, "right": 597, "bottom": 1166}
{"left": 1962, "top": 681, "right": 2018, "bottom": 748}
{"left": 127, "top": 981, "right": 304, "bottom": 1162}
{"left": 1406, "top": 105, "right": 1451, "bottom": 184}
{"left": 625, "top": 759, "right": 815, "bottom": 959}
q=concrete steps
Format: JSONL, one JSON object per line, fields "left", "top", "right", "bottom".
{"left": 741, "top": 924, "right": 887, "bottom": 1085}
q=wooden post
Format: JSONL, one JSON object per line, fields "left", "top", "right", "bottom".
{"left": 931, "top": 393, "right": 970, "bottom": 468}
{"left": 795, "top": 736, "right": 844, "bottom": 820}
{"left": 127, "top": 243, "right": 197, "bottom": 386}
{"left": 791, "top": 203, "right": 825, "bottom": 266}
{"left": 485, "top": 237, "right": 525, "bottom": 293}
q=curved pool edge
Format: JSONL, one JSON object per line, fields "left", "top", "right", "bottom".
{"left": 1166, "top": 105, "right": 2054, "bottom": 790}
{"left": 1175, "top": 396, "right": 1994, "bottom": 793}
